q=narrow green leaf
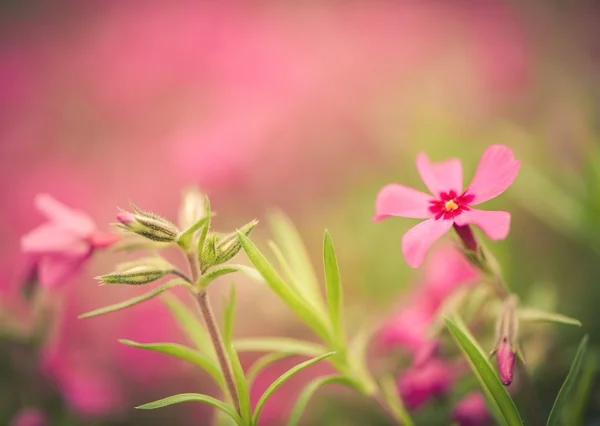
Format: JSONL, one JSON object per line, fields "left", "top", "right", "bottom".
{"left": 287, "top": 375, "right": 355, "bottom": 426}
{"left": 177, "top": 216, "right": 212, "bottom": 250}
{"left": 268, "top": 241, "right": 315, "bottom": 305}
{"left": 252, "top": 352, "right": 335, "bottom": 425}
{"left": 237, "top": 232, "right": 331, "bottom": 342}
{"left": 269, "top": 211, "right": 324, "bottom": 309}
{"left": 568, "top": 351, "right": 596, "bottom": 426}
{"left": 119, "top": 340, "right": 224, "bottom": 390}
{"left": 234, "top": 338, "right": 327, "bottom": 357}
{"left": 136, "top": 393, "right": 242, "bottom": 425}
{"left": 379, "top": 375, "right": 415, "bottom": 426}
{"left": 161, "top": 293, "right": 216, "bottom": 361}
{"left": 518, "top": 308, "right": 582, "bottom": 327}
{"left": 347, "top": 327, "right": 378, "bottom": 396}
{"left": 246, "top": 352, "right": 291, "bottom": 387}
{"left": 79, "top": 279, "right": 191, "bottom": 319}
{"left": 323, "top": 230, "right": 344, "bottom": 344}
{"left": 198, "top": 264, "right": 262, "bottom": 289}
{"left": 547, "top": 334, "right": 589, "bottom": 426}
{"left": 445, "top": 316, "right": 522, "bottom": 426}
{"left": 223, "top": 286, "right": 252, "bottom": 423}
{"left": 198, "top": 196, "right": 212, "bottom": 254}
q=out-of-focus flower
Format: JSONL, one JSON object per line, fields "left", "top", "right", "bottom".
{"left": 451, "top": 392, "right": 491, "bottom": 426}
{"left": 496, "top": 338, "right": 516, "bottom": 386}
{"left": 9, "top": 409, "right": 47, "bottom": 426}
{"left": 397, "top": 359, "right": 453, "bottom": 409}
{"left": 379, "top": 245, "right": 478, "bottom": 353}
{"left": 20, "top": 194, "right": 118, "bottom": 289}
{"left": 374, "top": 145, "right": 520, "bottom": 267}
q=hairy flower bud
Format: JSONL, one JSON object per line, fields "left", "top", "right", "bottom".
{"left": 200, "top": 234, "right": 218, "bottom": 268}
{"left": 215, "top": 219, "right": 258, "bottom": 264}
{"left": 116, "top": 205, "right": 179, "bottom": 243}
{"left": 97, "top": 257, "right": 174, "bottom": 285}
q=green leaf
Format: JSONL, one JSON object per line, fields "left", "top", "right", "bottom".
{"left": 246, "top": 352, "right": 292, "bottom": 387}
{"left": 79, "top": 279, "right": 192, "bottom": 319}
{"left": 445, "top": 316, "right": 522, "bottom": 426}
{"left": 252, "top": 352, "right": 335, "bottom": 425}
{"left": 198, "top": 196, "right": 212, "bottom": 254}
{"left": 234, "top": 337, "right": 327, "bottom": 357}
{"left": 198, "top": 264, "right": 263, "bottom": 289}
{"left": 119, "top": 340, "right": 224, "bottom": 391}
{"left": 223, "top": 286, "right": 252, "bottom": 424}
{"left": 347, "top": 327, "right": 378, "bottom": 396}
{"left": 178, "top": 216, "right": 212, "bottom": 251}
{"left": 287, "top": 375, "right": 355, "bottom": 426}
{"left": 323, "top": 230, "right": 344, "bottom": 344}
{"left": 268, "top": 241, "right": 312, "bottom": 302}
{"left": 269, "top": 211, "right": 324, "bottom": 309}
{"left": 237, "top": 232, "right": 331, "bottom": 342}
{"left": 136, "top": 393, "right": 242, "bottom": 425}
{"left": 161, "top": 293, "right": 216, "bottom": 361}
{"left": 547, "top": 334, "right": 589, "bottom": 426}
{"left": 567, "top": 350, "right": 596, "bottom": 426}
{"left": 518, "top": 308, "right": 582, "bottom": 327}
{"left": 379, "top": 375, "right": 415, "bottom": 426}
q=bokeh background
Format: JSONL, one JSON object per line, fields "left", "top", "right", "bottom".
{"left": 1, "top": 0, "right": 600, "bottom": 425}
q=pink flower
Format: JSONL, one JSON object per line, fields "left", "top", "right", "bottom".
{"left": 397, "top": 359, "right": 453, "bottom": 409}
{"left": 452, "top": 392, "right": 491, "bottom": 426}
{"left": 9, "top": 409, "right": 47, "bottom": 426}
{"left": 20, "top": 194, "right": 118, "bottom": 289}
{"left": 374, "top": 145, "right": 520, "bottom": 268}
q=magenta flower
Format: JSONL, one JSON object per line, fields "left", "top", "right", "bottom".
{"left": 374, "top": 145, "right": 520, "bottom": 268}
{"left": 397, "top": 359, "right": 453, "bottom": 409}
{"left": 451, "top": 392, "right": 491, "bottom": 426}
{"left": 20, "top": 194, "right": 118, "bottom": 289}
{"left": 9, "top": 409, "right": 47, "bottom": 426}
{"left": 496, "top": 338, "right": 515, "bottom": 386}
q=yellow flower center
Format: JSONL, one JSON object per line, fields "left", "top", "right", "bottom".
{"left": 445, "top": 200, "right": 459, "bottom": 211}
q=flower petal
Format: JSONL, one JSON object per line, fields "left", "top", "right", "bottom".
{"left": 402, "top": 219, "right": 453, "bottom": 268}
{"left": 466, "top": 145, "right": 520, "bottom": 205}
{"left": 37, "top": 254, "right": 89, "bottom": 290}
{"left": 454, "top": 209, "right": 511, "bottom": 240}
{"left": 416, "top": 153, "right": 463, "bottom": 196}
{"left": 374, "top": 184, "right": 434, "bottom": 221}
{"left": 21, "top": 224, "right": 90, "bottom": 255}
{"left": 35, "top": 194, "right": 96, "bottom": 237}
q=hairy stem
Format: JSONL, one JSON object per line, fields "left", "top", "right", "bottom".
{"left": 186, "top": 252, "right": 240, "bottom": 414}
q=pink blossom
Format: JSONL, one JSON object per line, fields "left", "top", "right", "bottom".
{"left": 9, "top": 409, "right": 47, "bottom": 426}
{"left": 374, "top": 145, "right": 520, "bottom": 268}
{"left": 397, "top": 359, "right": 453, "bottom": 409}
{"left": 452, "top": 392, "right": 491, "bottom": 426}
{"left": 20, "top": 194, "right": 118, "bottom": 289}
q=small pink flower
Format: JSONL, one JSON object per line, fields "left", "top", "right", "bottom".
{"left": 397, "top": 359, "right": 453, "bottom": 409}
{"left": 20, "top": 194, "right": 118, "bottom": 289}
{"left": 374, "top": 145, "right": 520, "bottom": 268}
{"left": 9, "top": 409, "right": 47, "bottom": 426}
{"left": 452, "top": 392, "right": 491, "bottom": 426}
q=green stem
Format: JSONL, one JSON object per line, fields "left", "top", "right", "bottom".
{"left": 186, "top": 252, "right": 240, "bottom": 415}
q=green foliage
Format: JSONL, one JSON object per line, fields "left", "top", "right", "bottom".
{"left": 518, "top": 308, "right": 582, "bottom": 327}
{"left": 445, "top": 316, "right": 522, "bottom": 426}
{"left": 547, "top": 334, "right": 589, "bottom": 426}
{"left": 79, "top": 279, "right": 192, "bottom": 319}
{"left": 323, "top": 230, "right": 344, "bottom": 346}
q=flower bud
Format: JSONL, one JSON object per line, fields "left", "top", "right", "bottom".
{"left": 97, "top": 257, "right": 174, "bottom": 285}
{"left": 199, "top": 234, "right": 218, "bottom": 268}
{"left": 116, "top": 205, "right": 179, "bottom": 243}
{"left": 496, "top": 338, "right": 516, "bottom": 386}
{"left": 214, "top": 219, "right": 258, "bottom": 264}
{"left": 493, "top": 295, "right": 518, "bottom": 386}
{"left": 178, "top": 187, "right": 207, "bottom": 230}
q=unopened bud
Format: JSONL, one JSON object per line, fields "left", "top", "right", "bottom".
{"left": 496, "top": 338, "right": 515, "bottom": 386}
{"left": 97, "top": 257, "right": 174, "bottom": 285}
{"left": 214, "top": 219, "right": 258, "bottom": 264}
{"left": 178, "top": 187, "right": 207, "bottom": 230}
{"left": 116, "top": 206, "right": 179, "bottom": 243}
{"left": 199, "top": 234, "right": 218, "bottom": 268}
